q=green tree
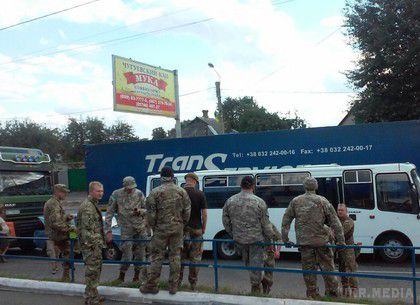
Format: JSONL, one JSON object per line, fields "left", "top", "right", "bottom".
{"left": 344, "top": 0, "right": 420, "bottom": 122}
{"left": 217, "top": 96, "right": 306, "bottom": 132}
{"left": 107, "top": 120, "right": 139, "bottom": 143}
{"left": 151, "top": 127, "right": 167, "bottom": 140}
{"left": 0, "top": 120, "right": 62, "bottom": 160}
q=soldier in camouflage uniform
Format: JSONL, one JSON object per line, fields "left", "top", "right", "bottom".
{"left": 336, "top": 204, "right": 358, "bottom": 297}
{"left": 140, "top": 167, "right": 191, "bottom": 295}
{"left": 43, "top": 184, "right": 75, "bottom": 281}
{"left": 77, "top": 182, "right": 106, "bottom": 305}
{"left": 261, "top": 222, "right": 282, "bottom": 294}
{"left": 105, "top": 176, "right": 147, "bottom": 283}
{"left": 281, "top": 177, "right": 345, "bottom": 299}
{"left": 223, "top": 176, "right": 274, "bottom": 294}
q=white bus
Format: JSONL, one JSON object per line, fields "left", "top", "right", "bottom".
{"left": 146, "top": 163, "right": 420, "bottom": 263}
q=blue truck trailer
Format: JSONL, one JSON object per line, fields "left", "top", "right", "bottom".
{"left": 85, "top": 120, "right": 420, "bottom": 202}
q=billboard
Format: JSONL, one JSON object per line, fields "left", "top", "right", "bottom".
{"left": 112, "top": 55, "right": 178, "bottom": 118}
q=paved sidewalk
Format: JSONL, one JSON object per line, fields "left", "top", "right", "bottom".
{"left": 0, "top": 277, "right": 364, "bottom": 305}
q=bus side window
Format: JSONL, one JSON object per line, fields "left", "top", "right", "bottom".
{"left": 316, "top": 177, "right": 340, "bottom": 209}
{"left": 203, "top": 176, "right": 240, "bottom": 209}
{"left": 255, "top": 173, "right": 307, "bottom": 208}
{"left": 376, "top": 173, "right": 416, "bottom": 214}
{"left": 343, "top": 170, "right": 374, "bottom": 210}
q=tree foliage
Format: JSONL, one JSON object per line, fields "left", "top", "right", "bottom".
{"left": 0, "top": 117, "right": 140, "bottom": 162}
{"left": 344, "top": 0, "right": 420, "bottom": 122}
{"left": 151, "top": 127, "right": 167, "bottom": 140}
{"left": 217, "top": 96, "right": 306, "bottom": 132}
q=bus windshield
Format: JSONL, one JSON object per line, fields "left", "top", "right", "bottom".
{"left": 0, "top": 171, "right": 52, "bottom": 196}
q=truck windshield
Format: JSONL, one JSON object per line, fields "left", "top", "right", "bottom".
{"left": 0, "top": 171, "right": 52, "bottom": 196}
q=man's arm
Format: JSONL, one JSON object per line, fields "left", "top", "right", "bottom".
{"left": 222, "top": 201, "right": 232, "bottom": 236}
{"left": 137, "top": 191, "right": 147, "bottom": 216}
{"left": 181, "top": 189, "right": 192, "bottom": 225}
{"left": 104, "top": 194, "right": 117, "bottom": 233}
{"left": 49, "top": 204, "right": 72, "bottom": 233}
{"left": 325, "top": 202, "right": 345, "bottom": 244}
{"left": 281, "top": 201, "right": 295, "bottom": 243}
{"left": 146, "top": 193, "right": 157, "bottom": 229}
{"left": 201, "top": 192, "right": 208, "bottom": 234}
{"left": 260, "top": 202, "right": 274, "bottom": 240}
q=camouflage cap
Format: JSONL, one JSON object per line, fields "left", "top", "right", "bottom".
{"left": 123, "top": 176, "right": 137, "bottom": 189}
{"left": 303, "top": 177, "right": 318, "bottom": 191}
{"left": 184, "top": 172, "right": 199, "bottom": 182}
{"left": 54, "top": 184, "right": 70, "bottom": 193}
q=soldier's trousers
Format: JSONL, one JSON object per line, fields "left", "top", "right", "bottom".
{"left": 145, "top": 228, "right": 183, "bottom": 288}
{"left": 263, "top": 248, "right": 275, "bottom": 287}
{"left": 120, "top": 231, "right": 147, "bottom": 279}
{"left": 54, "top": 239, "right": 70, "bottom": 271}
{"left": 300, "top": 246, "right": 339, "bottom": 297}
{"left": 179, "top": 228, "right": 203, "bottom": 287}
{"left": 337, "top": 248, "right": 358, "bottom": 290}
{"left": 82, "top": 246, "right": 103, "bottom": 305}
{"left": 236, "top": 243, "right": 264, "bottom": 286}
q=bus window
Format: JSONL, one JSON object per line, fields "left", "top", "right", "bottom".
{"left": 343, "top": 170, "right": 374, "bottom": 209}
{"left": 256, "top": 173, "right": 307, "bottom": 208}
{"left": 204, "top": 176, "right": 239, "bottom": 209}
{"left": 376, "top": 173, "right": 417, "bottom": 214}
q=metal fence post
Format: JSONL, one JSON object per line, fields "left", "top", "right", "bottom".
{"left": 411, "top": 248, "right": 417, "bottom": 305}
{"left": 70, "top": 239, "right": 75, "bottom": 283}
{"left": 212, "top": 240, "right": 219, "bottom": 292}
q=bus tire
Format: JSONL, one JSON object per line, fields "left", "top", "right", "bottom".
{"left": 376, "top": 233, "right": 410, "bottom": 263}
{"left": 216, "top": 233, "right": 240, "bottom": 260}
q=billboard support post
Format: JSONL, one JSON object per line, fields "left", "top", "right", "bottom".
{"left": 174, "top": 69, "right": 182, "bottom": 138}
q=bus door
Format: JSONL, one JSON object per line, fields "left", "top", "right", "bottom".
{"left": 342, "top": 169, "right": 375, "bottom": 250}
{"left": 316, "top": 177, "right": 342, "bottom": 210}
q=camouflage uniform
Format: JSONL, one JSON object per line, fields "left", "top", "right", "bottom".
{"left": 262, "top": 223, "right": 282, "bottom": 293}
{"left": 44, "top": 195, "right": 73, "bottom": 280}
{"left": 142, "top": 177, "right": 191, "bottom": 292}
{"left": 223, "top": 191, "right": 274, "bottom": 292}
{"left": 77, "top": 195, "right": 106, "bottom": 305}
{"left": 105, "top": 186, "right": 147, "bottom": 280}
{"left": 281, "top": 177, "right": 345, "bottom": 298}
{"left": 337, "top": 216, "right": 358, "bottom": 295}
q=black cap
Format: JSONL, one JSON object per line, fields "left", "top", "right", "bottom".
{"left": 160, "top": 166, "right": 174, "bottom": 178}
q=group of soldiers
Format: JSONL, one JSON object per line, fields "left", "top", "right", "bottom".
{"left": 43, "top": 168, "right": 358, "bottom": 305}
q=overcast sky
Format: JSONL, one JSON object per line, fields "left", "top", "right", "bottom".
{"left": 0, "top": 0, "right": 357, "bottom": 138}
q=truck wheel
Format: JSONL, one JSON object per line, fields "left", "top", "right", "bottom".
{"left": 377, "top": 233, "right": 410, "bottom": 263}
{"left": 216, "top": 233, "right": 240, "bottom": 260}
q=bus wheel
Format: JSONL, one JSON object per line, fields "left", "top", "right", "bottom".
{"left": 377, "top": 233, "right": 410, "bottom": 263}
{"left": 216, "top": 233, "right": 240, "bottom": 260}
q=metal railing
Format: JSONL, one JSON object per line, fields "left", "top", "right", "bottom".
{"left": 0, "top": 236, "right": 418, "bottom": 305}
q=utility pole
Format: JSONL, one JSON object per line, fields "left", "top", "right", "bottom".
{"left": 208, "top": 63, "right": 225, "bottom": 134}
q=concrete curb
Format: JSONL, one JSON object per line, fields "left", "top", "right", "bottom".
{"left": 0, "top": 277, "right": 362, "bottom": 305}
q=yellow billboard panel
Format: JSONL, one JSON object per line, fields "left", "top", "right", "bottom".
{"left": 112, "top": 55, "right": 178, "bottom": 118}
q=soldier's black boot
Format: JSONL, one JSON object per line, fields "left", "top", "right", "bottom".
{"left": 116, "top": 271, "right": 125, "bottom": 283}
{"left": 133, "top": 270, "right": 140, "bottom": 282}
{"left": 251, "top": 284, "right": 261, "bottom": 294}
{"left": 261, "top": 278, "right": 271, "bottom": 294}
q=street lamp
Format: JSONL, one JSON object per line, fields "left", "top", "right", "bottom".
{"left": 208, "top": 63, "right": 224, "bottom": 133}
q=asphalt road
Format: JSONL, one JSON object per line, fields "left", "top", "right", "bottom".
{"left": 1, "top": 249, "right": 418, "bottom": 304}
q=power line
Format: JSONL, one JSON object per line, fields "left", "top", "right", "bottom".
{"left": 272, "top": 0, "right": 297, "bottom": 6}
{"left": 0, "top": 0, "right": 102, "bottom": 32}
{"left": 1, "top": 17, "right": 214, "bottom": 71}
{"left": 0, "top": 7, "right": 194, "bottom": 66}
{"left": 223, "top": 89, "right": 355, "bottom": 94}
